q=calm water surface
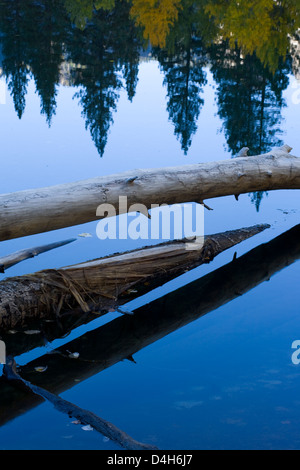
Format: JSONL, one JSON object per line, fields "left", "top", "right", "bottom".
{"left": 0, "top": 0, "right": 299, "bottom": 450}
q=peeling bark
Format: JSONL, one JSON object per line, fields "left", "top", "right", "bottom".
{"left": 0, "top": 224, "right": 268, "bottom": 329}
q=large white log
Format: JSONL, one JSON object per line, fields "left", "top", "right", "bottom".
{"left": 0, "top": 145, "right": 299, "bottom": 241}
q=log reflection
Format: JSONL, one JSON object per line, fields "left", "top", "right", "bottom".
{"left": 0, "top": 224, "right": 299, "bottom": 428}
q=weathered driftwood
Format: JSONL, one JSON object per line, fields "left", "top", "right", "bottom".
{"left": 0, "top": 224, "right": 298, "bottom": 427}
{"left": 0, "top": 144, "right": 298, "bottom": 241}
{"left": 0, "top": 224, "right": 268, "bottom": 329}
{"left": 0, "top": 238, "right": 76, "bottom": 273}
{"left": 3, "top": 356, "right": 157, "bottom": 451}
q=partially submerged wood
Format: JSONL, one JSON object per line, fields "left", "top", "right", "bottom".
{"left": 23, "top": 225, "right": 300, "bottom": 380}
{"left": 0, "top": 224, "right": 299, "bottom": 427}
{"left": 0, "top": 238, "right": 76, "bottom": 273}
{"left": 0, "top": 144, "right": 299, "bottom": 241}
{"left": 0, "top": 224, "right": 268, "bottom": 330}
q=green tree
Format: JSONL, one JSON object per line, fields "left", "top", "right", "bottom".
{"left": 64, "top": 0, "right": 115, "bottom": 28}
{"left": 0, "top": 0, "right": 31, "bottom": 118}
{"left": 0, "top": 0, "right": 68, "bottom": 124}
{"left": 209, "top": 40, "right": 291, "bottom": 210}
{"left": 26, "top": 0, "right": 68, "bottom": 125}
{"left": 155, "top": 0, "right": 209, "bottom": 154}
{"left": 67, "top": 0, "right": 142, "bottom": 156}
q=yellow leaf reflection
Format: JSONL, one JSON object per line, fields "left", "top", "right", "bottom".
{"left": 130, "top": 0, "right": 182, "bottom": 47}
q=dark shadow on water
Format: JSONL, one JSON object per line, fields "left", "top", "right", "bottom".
{"left": 0, "top": 224, "right": 299, "bottom": 444}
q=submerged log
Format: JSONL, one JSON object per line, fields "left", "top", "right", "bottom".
{"left": 0, "top": 144, "right": 299, "bottom": 241}
{"left": 0, "top": 224, "right": 268, "bottom": 330}
{"left": 0, "top": 224, "right": 299, "bottom": 427}
{"left": 0, "top": 238, "right": 76, "bottom": 273}
{"left": 3, "top": 356, "right": 157, "bottom": 450}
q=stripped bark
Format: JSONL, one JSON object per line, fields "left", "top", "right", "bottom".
{"left": 0, "top": 224, "right": 268, "bottom": 329}
{"left": 0, "top": 144, "right": 298, "bottom": 241}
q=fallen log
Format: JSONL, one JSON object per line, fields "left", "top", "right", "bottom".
{"left": 0, "top": 224, "right": 298, "bottom": 427}
{"left": 0, "top": 224, "right": 268, "bottom": 330}
{"left": 0, "top": 144, "right": 298, "bottom": 241}
{"left": 0, "top": 238, "right": 76, "bottom": 273}
{"left": 22, "top": 224, "right": 300, "bottom": 383}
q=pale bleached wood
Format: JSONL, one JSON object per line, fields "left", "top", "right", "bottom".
{"left": 0, "top": 144, "right": 298, "bottom": 241}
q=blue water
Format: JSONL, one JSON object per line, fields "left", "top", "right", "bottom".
{"left": 0, "top": 0, "right": 299, "bottom": 450}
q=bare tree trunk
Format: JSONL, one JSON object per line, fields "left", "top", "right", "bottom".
{"left": 0, "top": 144, "right": 298, "bottom": 241}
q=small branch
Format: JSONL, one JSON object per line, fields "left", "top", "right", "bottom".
{"left": 235, "top": 147, "right": 249, "bottom": 158}
{"left": 0, "top": 239, "right": 77, "bottom": 273}
{"left": 125, "top": 176, "right": 138, "bottom": 184}
{"left": 199, "top": 201, "right": 213, "bottom": 211}
{"left": 279, "top": 144, "right": 292, "bottom": 154}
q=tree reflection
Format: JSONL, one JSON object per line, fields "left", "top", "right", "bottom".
{"left": 130, "top": 0, "right": 182, "bottom": 48}
{"left": 154, "top": 1, "right": 210, "bottom": 154}
{"left": 209, "top": 41, "right": 291, "bottom": 210}
{"left": 0, "top": 0, "right": 298, "bottom": 178}
{"left": 210, "top": 41, "right": 290, "bottom": 156}
{"left": 204, "top": 0, "right": 300, "bottom": 73}
{"left": 0, "top": 0, "right": 68, "bottom": 122}
{"left": 0, "top": 0, "right": 141, "bottom": 156}
{"left": 64, "top": 0, "right": 115, "bottom": 28}
{"left": 66, "top": 1, "right": 141, "bottom": 156}
{"left": 0, "top": 0, "right": 31, "bottom": 118}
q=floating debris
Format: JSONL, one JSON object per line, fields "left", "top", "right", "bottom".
{"left": 78, "top": 233, "right": 92, "bottom": 238}
{"left": 24, "top": 330, "right": 41, "bottom": 335}
{"left": 68, "top": 352, "right": 80, "bottom": 359}
{"left": 34, "top": 366, "right": 48, "bottom": 373}
{"left": 81, "top": 424, "right": 93, "bottom": 431}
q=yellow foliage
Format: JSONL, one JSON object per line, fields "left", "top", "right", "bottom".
{"left": 130, "top": 0, "right": 182, "bottom": 47}
{"left": 205, "top": 0, "right": 300, "bottom": 71}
